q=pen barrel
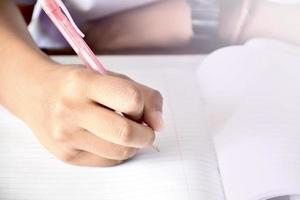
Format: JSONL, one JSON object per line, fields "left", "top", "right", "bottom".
{"left": 41, "top": 0, "right": 58, "bottom": 13}
{"left": 41, "top": 0, "right": 107, "bottom": 74}
{"left": 78, "top": 46, "right": 107, "bottom": 74}
{"left": 42, "top": 2, "right": 79, "bottom": 52}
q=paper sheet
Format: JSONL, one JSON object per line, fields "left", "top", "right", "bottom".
{"left": 0, "top": 56, "right": 224, "bottom": 200}
{"left": 198, "top": 39, "right": 300, "bottom": 200}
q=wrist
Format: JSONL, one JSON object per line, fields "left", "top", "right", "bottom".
{"left": 0, "top": 47, "right": 58, "bottom": 122}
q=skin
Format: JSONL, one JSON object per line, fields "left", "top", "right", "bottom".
{"left": 0, "top": 0, "right": 163, "bottom": 167}
{"left": 83, "top": 0, "right": 193, "bottom": 52}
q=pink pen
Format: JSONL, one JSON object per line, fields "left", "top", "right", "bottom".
{"left": 40, "top": 0, "right": 107, "bottom": 74}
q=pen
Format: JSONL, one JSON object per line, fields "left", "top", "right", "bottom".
{"left": 40, "top": 0, "right": 107, "bottom": 74}
{"left": 40, "top": 0, "right": 159, "bottom": 152}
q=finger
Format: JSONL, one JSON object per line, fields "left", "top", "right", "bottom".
{"left": 78, "top": 104, "right": 155, "bottom": 148}
{"left": 103, "top": 71, "right": 164, "bottom": 130}
{"left": 136, "top": 83, "right": 164, "bottom": 131}
{"left": 107, "top": 71, "right": 131, "bottom": 80}
{"left": 70, "top": 129, "right": 138, "bottom": 161}
{"left": 69, "top": 151, "right": 122, "bottom": 167}
{"left": 87, "top": 74, "right": 144, "bottom": 120}
{"left": 51, "top": 146, "right": 121, "bottom": 167}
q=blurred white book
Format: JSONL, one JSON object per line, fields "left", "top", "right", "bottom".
{"left": 198, "top": 38, "right": 300, "bottom": 200}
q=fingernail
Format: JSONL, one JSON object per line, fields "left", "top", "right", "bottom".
{"left": 153, "top": 111, "right": 164, "bottom": 131}
{"left": 124, "top": 148, "right": 138, "bottom": 159}
{"left": 132, "top": 149, "right": 139, "bottom": 156}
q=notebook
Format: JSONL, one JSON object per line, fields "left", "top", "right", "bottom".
{"left": 0, "top": 39, "right": 300, "bottom": 200}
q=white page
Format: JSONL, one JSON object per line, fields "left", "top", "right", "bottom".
{"left": 0, "top": 56, "right": 224, "bottom": 200}
{"left": 198, "top": 39, "right": 300, "bottom": 200}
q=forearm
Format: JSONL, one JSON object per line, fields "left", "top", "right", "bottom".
{"left": 84, "top": 0, "right": 193, "bottom": 51}
{"left": 0, "top": 0, "right": 54, "bottom": 118}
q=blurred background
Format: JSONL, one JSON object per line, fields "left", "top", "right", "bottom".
{"left": 16, "top": 0, "right": 224, "bottom": 54}
{"left": 16, "top": 0, "right": 300, "bottom": 55}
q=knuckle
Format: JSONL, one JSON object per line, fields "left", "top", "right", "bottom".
{"left": 52, "top": 129, "right": 70, "bottom": 143}
{"left": 152, "top": 90, "right": 163, "bottom": 101}
{"left": 52, "top": 101, "right": 70, "bottom": 119}
{"left": 125, "top": 86, "right": 143, "bottom": 111}
{"left": 109, "top": 72, "right": 130, "bottom": 80}
{"left": 64, "top": 69, "right": 88, "bottom": 95}
{"left": 148, "top": 89, "right": 163, "bottom": 105}
{"left": 118, "top": 121, "right": 133, "bottom": 143}
{"left": 68, "top": 69, "right": 85, "bottom": 83}
{"left": 118, "top": 74, "right": 131, "bottom": 80}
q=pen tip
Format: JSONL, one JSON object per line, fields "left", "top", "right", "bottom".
{"left": 152, "top": 144, "right": 160, "bottom": 152}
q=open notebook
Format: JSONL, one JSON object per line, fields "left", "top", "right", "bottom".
{"left": 0, "top": 39, "right": 300, "bottom": 200}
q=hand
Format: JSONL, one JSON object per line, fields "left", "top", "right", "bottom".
{"left": 21, "top": 63, "right": 163, "bottom": 167}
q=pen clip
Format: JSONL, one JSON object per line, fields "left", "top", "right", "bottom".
{"left": 52, "top": 0, "right": 85, "bottom": 38}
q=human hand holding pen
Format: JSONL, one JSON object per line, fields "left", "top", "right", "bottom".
{"left": 21, "top": 64, "right": 163, "bottom": 167}
{"left": 0, "top": 0, "right": 163, "bottom": 167}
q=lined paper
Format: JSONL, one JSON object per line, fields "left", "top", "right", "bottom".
{"left": 0, "top": 56, "right": 224, "bottom": 200}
